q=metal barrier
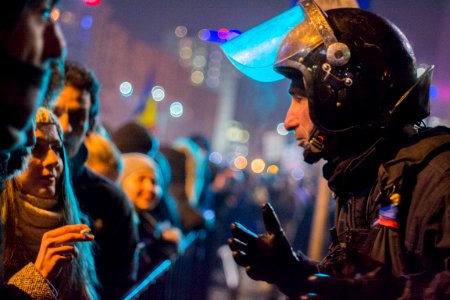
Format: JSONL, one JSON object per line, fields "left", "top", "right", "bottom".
{"left": 122, "top": 231, "right": 210, "bottom": 300}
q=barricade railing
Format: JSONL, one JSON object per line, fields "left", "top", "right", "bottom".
{"left": 122, "top": 230, "right": 209, "bottom": 300}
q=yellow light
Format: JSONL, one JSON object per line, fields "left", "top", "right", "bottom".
{"left": 240, "top": 130, "right": 250, "bottom": 143}
{"left": 179, "top": 47, "right": 192, "bottom": 60}
{"left": 51, "top": 8, "right": 60, "bottom": 21}
{"left": 179, "top": 38, "right": 193, "bottom": 48}
{"left": 191, "top": 71, "right": 205, "bottom": 85}
{"left": 226, "top": 127, "right": 240, "bottom": 142}
{"left": 267, "top": 165, "right": 279, "bottom": 174}
{"left": 251, "top": 158, "right": 266, "bottom": 174}
{"left": 234, "top": 156, "right": 247, "bottom": 170}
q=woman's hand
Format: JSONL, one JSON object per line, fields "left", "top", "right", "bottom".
{"left": 34, "top": 224, "right": 94, "bottom": 281}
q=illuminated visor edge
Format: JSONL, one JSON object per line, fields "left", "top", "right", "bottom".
{"left": 221, "top": 5, "right": 306, "bottom": 82}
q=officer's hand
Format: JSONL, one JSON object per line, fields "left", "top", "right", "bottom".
{"left": 229, "top": 203, "right": 318, "bottom": 299}
{"left": 300, "top": 273, "right": 405, "bottom": 300}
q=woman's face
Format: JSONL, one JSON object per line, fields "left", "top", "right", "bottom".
{"left": 122, "top": 168, "right": 159, "bottom": 210}
{"left": 16, "top": 124, "right": 64, "bottom": 199}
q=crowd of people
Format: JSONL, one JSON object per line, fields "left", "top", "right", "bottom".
{"left": 0, "top": 0, "right": 449, "bottom": 299}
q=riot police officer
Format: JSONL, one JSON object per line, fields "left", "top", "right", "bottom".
{"left": 222, "top": 0, "right": 450, "bottom": 298}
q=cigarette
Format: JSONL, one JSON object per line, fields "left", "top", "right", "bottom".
{"left": 80, "top": 228, "right": 92, "bottom": 236}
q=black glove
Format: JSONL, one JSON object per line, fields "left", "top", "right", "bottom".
{"left": 300, "top": 273, "right": 405, "bottom": 300}
{"left": 229, "top": 203, "right": 318, "bottom": 299}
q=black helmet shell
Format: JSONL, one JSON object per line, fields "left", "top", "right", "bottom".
{"left": 276, "top": 8, "right": 419, "bottom": 134}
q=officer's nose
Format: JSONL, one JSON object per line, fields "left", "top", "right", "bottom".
{"left": 284, "top": 98, "right": 299, "bottom": 132}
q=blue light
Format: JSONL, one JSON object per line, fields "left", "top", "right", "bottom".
{"left": 357, "top": 0, "right": 371, "bottom": 9}
{"left": 119, "top": 82, "right": 133, "bottom": 97}
{"left": 81, "top": 15, "right": 93, "bottom": 30}
{"left": 203, "top": 210, "right": 215, "bottom": 221}
{"left": 277, "top": 123, "right": 288, "bottom": 135}
{"left": 209, "top": 152, "right": 223, "bottom": 164}
{"left": 430, "top": 85, "right": 438, "bottom": 101}
{"left": 291, "top": 167, "right": 304, "bottom": 181}
{"left": 170, "top": 102, "right": 183, "bottom": 118}
{"left": 198, "top": 29, "right": 211, "bottom": 41}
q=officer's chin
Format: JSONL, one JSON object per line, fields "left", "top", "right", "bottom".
{"left": 303, "top": 145, "right": 323, "bottom": 164}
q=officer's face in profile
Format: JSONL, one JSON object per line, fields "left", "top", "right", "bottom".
{"left": 284, "top": 82, "right": 314, "bottom": 150}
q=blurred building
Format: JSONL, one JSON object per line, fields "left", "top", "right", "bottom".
{"left": 58, "top": 2, "right": 220, "bottom": 146}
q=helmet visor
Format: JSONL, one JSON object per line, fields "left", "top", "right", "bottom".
{"left": 221, "top": 3, "right": 326, "bottom": 82}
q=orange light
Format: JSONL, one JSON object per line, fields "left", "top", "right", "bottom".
{"left": 267, "top": 165, "right": 279, "bottom": 174}
{"left": 234, "top": 156, "right": 247, "bottom": 170}
{"left": 51, "top": 8, "right": 60, "bottom": 21}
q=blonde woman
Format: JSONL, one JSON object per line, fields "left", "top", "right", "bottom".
{"left": 2, "top": 107, "right": 99, "bottom": 299}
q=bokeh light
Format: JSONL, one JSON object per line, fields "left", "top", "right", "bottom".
{"left": 251, "top": 158, "right": 266, "bottom": 174}
{"left": 84, "top": 0, "right": 102, "bottom": 6}
{"left": 179, "top": 38, "right": 193, "bottom": 48}
{"left": 240, "top": 130, "right": 250, "bottom": 143}
{"left": 291, "top": 167, "right": 305, "bottom": 181}
{"left": 61, "top": 11, "right": 75, "bottom": 24}
{"left": 198, "top": 29, "right": 211, "bottom": 41}
{"left": 209, "top": 152, "right": 223, "bottom": 165}
{"left": 277, "top": 123, "right": 289, "bottom": 135}
{"left": 80, "top": 15, "right": 93, "bottom": 30}
{"left": 191, "top": 71, "right": 205, "bottom": 85}
{"left": 170, "top": 102, "right": 184, "bottom": 118}
{"left": 226, "top": 127, "right": 240, "bottom": 141}
{"left": 267, "top": 165, "right": 279, "bottom": 174}
{"left": 205, "top": 77, "right": 220, "bottom": 88}
{"left": 151, "top": 86, "right": 165, "bottom": 101}
{"left": 234, "top": 156, "right": 248, "bottom": 170}
{"left": 192, "top": 55, "right": 207, "bottom": 68}
{"left": 175, "top": 25, "right": 188, "bottom": 38}
{"left": 209, "top": 50, "right": 223, "bottom": 61}
{"left": 51, "top": 8, "right": 60, "bottom": 21}
{"left": 119, "top": 82, "right": 133, "bottom": 97}
{"left": 179, "top": 47, "right": 193, "bottom": 60}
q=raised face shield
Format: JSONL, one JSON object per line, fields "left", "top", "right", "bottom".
{"left": 221, "top": 0, "right": 349, "bottom": 83}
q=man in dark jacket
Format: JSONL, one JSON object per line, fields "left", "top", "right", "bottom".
{"left": 0, "top": 0, "right": 69, "bottom": 298}
{"left": 52, "top": 60, "right": 139, "bottom": 300}
{"left": 0, "top": 0, "right": 65, "bottom": 153}
{"left": 221, "top": 0, "right": 450, "bottom": 299}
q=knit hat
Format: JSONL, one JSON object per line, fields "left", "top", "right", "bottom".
{"left": 112, "top": 121, "right": 159, "bottom": 157}
{"left": 120, "top": 153, "right": 157, "bottom": 182}
{"left": 121, "top": 153, "right": 163, "bottom": 206}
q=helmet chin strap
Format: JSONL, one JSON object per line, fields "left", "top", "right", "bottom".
{"left": 303, "top": 127, "right": 325, "bottom": 164}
